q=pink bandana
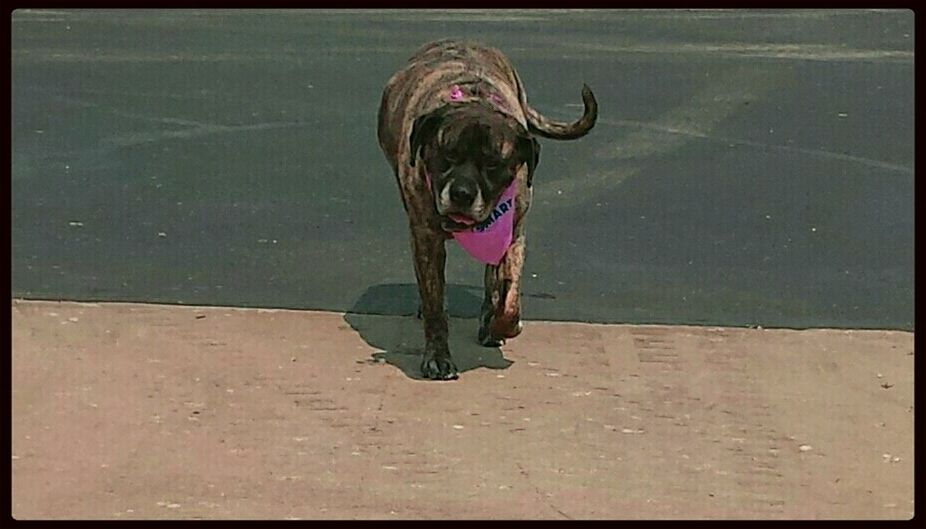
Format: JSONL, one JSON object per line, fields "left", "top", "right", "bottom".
{"left": 425, "top": 172, "right": 517, "bottom": 265}
{"left": 453, "top": 180, "right": 517, "bottom": 265}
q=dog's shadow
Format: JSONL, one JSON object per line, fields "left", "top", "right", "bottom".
{"left": 344, "top": 283, "right": 513, "bottom": 380}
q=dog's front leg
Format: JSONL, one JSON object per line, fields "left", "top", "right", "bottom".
{"left": 479, "top": 230, "right": 526, "bottom": 346}
{"left": 410, "top": 226, "right": 459, "bottom": 380}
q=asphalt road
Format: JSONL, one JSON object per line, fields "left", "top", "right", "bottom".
{"left": 11, "top": 9, "right": 915, "bottom": 330}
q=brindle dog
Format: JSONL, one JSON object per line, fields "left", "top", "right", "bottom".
{"left": 377, "top": 39, "right": 597, "bottom": 380}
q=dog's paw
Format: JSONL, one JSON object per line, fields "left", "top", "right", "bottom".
{"left": 478, "top": 324, "right": 505, "bottom": 347}
{"left": 508, "top": 320, "right": 524, "bottom": 338}
{"left": 490, "top": 317, "right": 523, "bottom": 340}
{"left": 421, "top": 354, "right": 459, "bottom": 380}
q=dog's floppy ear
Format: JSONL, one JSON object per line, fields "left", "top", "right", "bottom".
{"left": 517, "top": 135, "right": 541, "bottom": 187}
{"left": 408, "top": 110, "right": 445, "bottom": 167}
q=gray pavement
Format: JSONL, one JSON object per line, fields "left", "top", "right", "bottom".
{"left": 11, "top": 9, "right": 915, "bottom": 330}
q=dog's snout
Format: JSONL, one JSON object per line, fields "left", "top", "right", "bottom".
{"left": 449, "top": 180, "right": 477, "bottom": 207}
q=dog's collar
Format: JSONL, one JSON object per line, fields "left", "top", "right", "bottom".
{"left": 447, "top": 83, "right": 509, "bottom": 113}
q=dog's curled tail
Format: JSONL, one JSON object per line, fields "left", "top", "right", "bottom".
{"left": 525, "top": 84, "right": 598, "bottom": 140}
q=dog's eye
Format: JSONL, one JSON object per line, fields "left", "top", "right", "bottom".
{"left": 434, "top": 155, "right": 455, "bottom": 170}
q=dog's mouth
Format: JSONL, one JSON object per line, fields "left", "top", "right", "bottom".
{"left": 439, "top": 214, "right": 478, "bottom": 232}
{"left": 435, "top": 202, "right": 485, "bottom": 231}
{"left": 436, "top": 203, "right": 486, "bottom": 231}
{"left": 436, "top": 188, "right": 511, "bottom": 232}
{"left": 447, "top": 213, "right": 477, "bottom": 226}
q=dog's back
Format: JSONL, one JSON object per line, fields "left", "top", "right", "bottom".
{"left": 378, "top": 39, "right": 597, "bottom": 173}
{"left": 377, "top": 40, "right": 523, "bottom": 170}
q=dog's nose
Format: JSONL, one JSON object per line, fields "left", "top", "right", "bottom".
{"left": 449, "top": 180, "right": 477, "bottom": 207}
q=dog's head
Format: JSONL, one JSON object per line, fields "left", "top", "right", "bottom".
{"left": 409, "top": 104, "right": 539, "bottom": 231}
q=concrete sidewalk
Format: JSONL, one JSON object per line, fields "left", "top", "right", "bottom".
{"left": 11, "top": 300, "right": 914, "bottom": 519}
